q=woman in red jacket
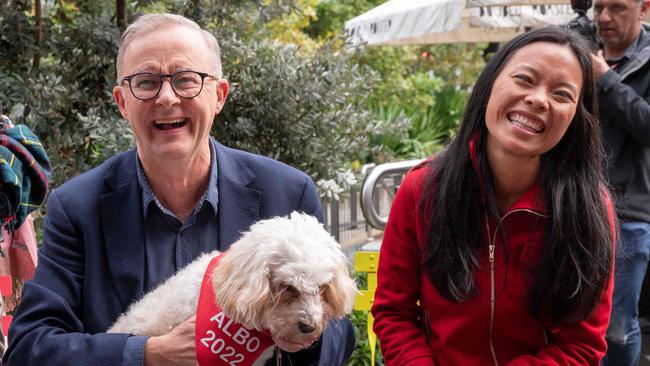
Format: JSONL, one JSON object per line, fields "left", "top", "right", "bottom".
{"left": 372, "top": 27, "right": 616, "bottom": 365}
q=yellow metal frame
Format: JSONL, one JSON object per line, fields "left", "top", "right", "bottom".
{"left": 354, "top": 250, "right": 380, "bottom": 366}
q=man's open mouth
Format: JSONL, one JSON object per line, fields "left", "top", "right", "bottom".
{"left": 154, "top": 117, "right": 188, "bottom": 130}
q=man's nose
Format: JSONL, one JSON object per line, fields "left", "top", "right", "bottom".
{"left": 597, "top": 8, "right": 612, "bottom": 23}
{"left": 155, "top": 80, "right": 181, "bottom": 108}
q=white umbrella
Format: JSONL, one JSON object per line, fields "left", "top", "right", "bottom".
{"left": 345, "top": 0, "right": 576, "bottom": 45}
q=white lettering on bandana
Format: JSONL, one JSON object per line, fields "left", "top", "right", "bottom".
{"left": 195, "top": 254, "right": 274, "bottom": 365}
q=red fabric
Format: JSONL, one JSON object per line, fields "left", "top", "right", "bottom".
{"left": 371, "top": 143, "right": 615, "bottom": 366}
{"left": 196, "top": 254, "right": 274, "bottom": 366}
{"left": 2, "top": 315, "right": 11, "bottom": 336}
{"left": 0, "top": 276, "right": 11, "bottom": 297}
{"left": 0, "top": 214, "right": 38, "bottom": 320}
{"left": 0, "top": 215, "right": 38, "bottom": 283}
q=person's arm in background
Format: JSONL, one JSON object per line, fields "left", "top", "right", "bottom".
{"left": 592, "top": 51, "right": 650, "bottom": 146}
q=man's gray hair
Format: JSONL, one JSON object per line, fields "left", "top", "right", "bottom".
{"left": 115, "top": 13, "right": 223, "bottom": 80}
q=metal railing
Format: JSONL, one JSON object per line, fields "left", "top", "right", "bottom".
{"left": 321, "top": 190, "right": 365, "bottom": 244}
{"left": 321, "top": 159, "right": 423, "bottom": 246}
{"left": 360, "top": 159, "right": 424, "bottom": 231}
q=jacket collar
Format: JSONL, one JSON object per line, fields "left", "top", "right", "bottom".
{"left": 619, "top": 24, "right": 650, "bottom": 80}
{"left": 468, "top": 133, "right": 547, "bottom": 215}
{"left": 213, "top": 139, "right": 261, "bottom": 250}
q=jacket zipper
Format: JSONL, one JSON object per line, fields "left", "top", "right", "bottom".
{"left": 485, "top": 208, "right": 548, "bottom": 366}
{"left": 485, "top": 213, "right": 499, "bottom": 366}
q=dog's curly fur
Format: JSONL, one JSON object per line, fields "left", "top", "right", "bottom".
{"left": 108, "top": 212, "right": 357, "bottom": 363}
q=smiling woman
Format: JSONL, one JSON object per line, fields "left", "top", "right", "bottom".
{"left": 371, "top": 26, "right": 617, "bottom": 366}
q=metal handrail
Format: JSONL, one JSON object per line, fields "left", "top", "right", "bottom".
{"left": 360, "top": 159, "right": 424, "bottom": 230}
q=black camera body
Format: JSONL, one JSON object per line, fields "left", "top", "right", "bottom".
{"left": 565, "top": 0, "right": 600, "bottom": 50}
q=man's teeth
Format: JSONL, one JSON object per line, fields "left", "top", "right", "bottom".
{"left": 155, "top": 118, "right": 186, "bottom": 124}
{"left": 508, "top": 113, "right": 543, "bottom": 132}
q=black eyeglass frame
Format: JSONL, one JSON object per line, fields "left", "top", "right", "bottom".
{"left": 120, "top": 70, "right": 218, "bottom": 101}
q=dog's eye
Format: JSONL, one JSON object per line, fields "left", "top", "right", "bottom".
{"left": 283, "top": 285, "right": 300, "bottom": 299}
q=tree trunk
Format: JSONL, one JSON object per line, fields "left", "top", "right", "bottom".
{"left": 32, "top": 0, "right": 42, "bottom": 71}
{"left": 116, "top": 0, "right": 127, "bottom": 31}
{"left": 12, "top": 0, "right": 25, "bottom": 56}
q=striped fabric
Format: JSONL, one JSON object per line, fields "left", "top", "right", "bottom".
{"left": 0, "top": 115, "right": 51, "bottom": 231}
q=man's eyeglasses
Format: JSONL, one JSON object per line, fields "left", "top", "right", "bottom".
{"left": 121, "top": 70, "right": 218, "bottom": 101}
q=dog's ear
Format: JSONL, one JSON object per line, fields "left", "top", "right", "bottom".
{"left": 211, "top": 244, "right": 273, "bottom": 330}
{"left": 323, "top": 254, "right": 358, "bottom": 319}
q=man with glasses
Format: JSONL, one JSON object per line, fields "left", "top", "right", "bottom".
{"left": 3, "top": 13, "right": 354, "bottom": 366}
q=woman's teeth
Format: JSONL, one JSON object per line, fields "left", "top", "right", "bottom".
{"left": 508, "top": 113, "right": 543, "bottom": 133}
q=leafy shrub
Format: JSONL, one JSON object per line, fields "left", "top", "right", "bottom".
{"left": 215, "top": 37, "right": 379, "bottom": 192}
{"left": 1, "top": 3, "right": 133, "bottom": 186}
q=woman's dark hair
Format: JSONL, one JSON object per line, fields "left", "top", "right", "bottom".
{"left": 420, "top": 26, "right": 613, "bottom": 322}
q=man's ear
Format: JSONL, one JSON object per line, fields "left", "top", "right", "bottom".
{"left": 641, "top": 0, "right": 650, "bottom": 18}
{"left": 113, "top": 85, "right": 129, "bottom": 120}
{"left": 214, "top": 79, "right": 229, "bottom": 115}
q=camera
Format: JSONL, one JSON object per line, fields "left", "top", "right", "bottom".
{"left": 565, "top": 0, "right": 600, "bottom": 50}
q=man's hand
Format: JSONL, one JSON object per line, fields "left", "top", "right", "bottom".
{"left": 144, "top": 315, "right": 198, "bottom": 366}
{"left": 591, "top": 50, "right": 611, "bottom": 79}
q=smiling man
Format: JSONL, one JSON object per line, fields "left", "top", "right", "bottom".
{"left": 2, "top": 13, "right": 354, "bottom": 366}
{"left": 590, "top": 0, "right": 650, "bottom": 365}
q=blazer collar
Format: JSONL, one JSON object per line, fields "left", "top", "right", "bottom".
{"left": 212, "top": 139, "right": 261, "bottom": 249}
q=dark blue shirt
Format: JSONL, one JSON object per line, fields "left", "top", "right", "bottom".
{"left": 122, "top": 142, "right": 220, "bottom": 366}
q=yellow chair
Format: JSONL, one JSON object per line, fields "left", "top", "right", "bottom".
{"left": 354, "top": 248, "right": 380, "bottom": 366}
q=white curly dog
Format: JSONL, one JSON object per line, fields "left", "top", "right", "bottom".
{"left": 108, "top": 212, "right": 357, "bottom": 365}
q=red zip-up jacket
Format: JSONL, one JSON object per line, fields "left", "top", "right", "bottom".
{"left": 372, "top": 147, "right": 616, "bottom": 366}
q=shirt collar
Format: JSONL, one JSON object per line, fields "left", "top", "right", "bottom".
{"left": 136, "top": 141, "right": 219, "bottom": 219}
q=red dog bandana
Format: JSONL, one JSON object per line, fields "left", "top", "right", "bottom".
{"left": 196, "top": 254, "right": 274, "bottom": 366}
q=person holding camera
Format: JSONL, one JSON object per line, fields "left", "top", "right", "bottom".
{"left": 590, "top": 0, "right": 650, "bottom": 365}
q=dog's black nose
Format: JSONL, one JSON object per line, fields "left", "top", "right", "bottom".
{"left": 298, "top": 322, "right": 316, "bottom": 334}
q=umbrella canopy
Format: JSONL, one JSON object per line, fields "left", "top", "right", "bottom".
{"left": 345, "top": 0, "right": 576, "bottom": 45}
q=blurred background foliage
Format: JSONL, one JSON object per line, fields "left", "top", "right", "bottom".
{"left": 0, "top": 0, "right": 489, "bottom": 363}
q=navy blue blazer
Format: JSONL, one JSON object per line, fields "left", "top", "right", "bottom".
{"left": 3, "top": 139, "right": 354, "bottom": 366}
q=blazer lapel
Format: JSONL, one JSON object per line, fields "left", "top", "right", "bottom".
{"left": 214, "top": 140, "right": 262, "bottom": 249}
{"left": 100, "top": 151, "right": 145, "bottom": 309}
